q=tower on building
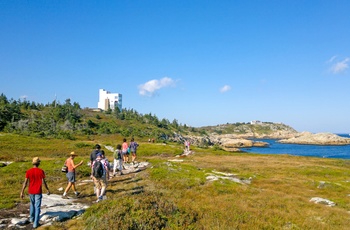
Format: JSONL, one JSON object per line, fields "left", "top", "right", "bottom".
{"left": 98, "top": 89, "right": 122, "bottom": 111}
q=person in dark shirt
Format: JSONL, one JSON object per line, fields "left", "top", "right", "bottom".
{"left": 90, "top": 144, "right": 101, "bottom": 167}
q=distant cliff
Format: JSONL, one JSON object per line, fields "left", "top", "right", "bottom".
{"left": 199, "top": 122, "right": 298, "bottom": 139}
{"left": 184, "top": 123, "right": 350, "bottom": 149}
{"left": 177, "top": 122, "right": 298, "bottom": 151}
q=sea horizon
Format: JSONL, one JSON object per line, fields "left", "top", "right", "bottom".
{"left": 246, "top": 133, "right": 350, "bottom": 159}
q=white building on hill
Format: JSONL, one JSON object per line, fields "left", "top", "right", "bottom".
{"left": 98, "top": 89, "right": 122, "bottom": 111}
{"left": 250, "top": 120, "right": 262, "bottom": 125}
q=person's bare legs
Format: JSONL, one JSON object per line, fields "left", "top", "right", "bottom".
{"left": 64, "top": 182, "right": 72, "bottom": 194}
{"left": 95, "top": 188, "right": 101, "bottom": 200}
{"left": 100, "top": 186, "right": 106, "bottom": 198}
{"left": 71, "top": 183, "right": 77, "bottom": 192}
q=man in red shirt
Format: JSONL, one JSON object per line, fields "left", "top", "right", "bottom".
{"left": 20, "top": 157, "right": 50, "bottom": 229}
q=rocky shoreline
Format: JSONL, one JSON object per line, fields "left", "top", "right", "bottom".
{"left": 181, "top": 130, "right": 350, "bottom": 152}
{"left": 278, "top": 132, "right": 350, "bottom": 145}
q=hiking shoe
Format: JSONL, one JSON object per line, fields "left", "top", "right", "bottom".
{"left": 62, "top": 195, "right": 69, "bottom": 199}
{"left": 95, "top": 196, "right": 103, "bottom": 203}
{"left": 75, "top": 192, "right": 80, "bottom": 197}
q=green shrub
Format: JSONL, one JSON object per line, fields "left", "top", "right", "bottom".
{"left": 83, "top": 192, "right": 198, "bottom": 230}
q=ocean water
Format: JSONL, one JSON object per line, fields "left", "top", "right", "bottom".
{"left": 245, "top": 134, "right": 350, "bottom": 159}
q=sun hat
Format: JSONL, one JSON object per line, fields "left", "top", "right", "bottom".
{"left": 32, "top": 157, "right": 41, "bottom": 165}
{"left": 70, "top": 152, "right": 78, "bottom": 156}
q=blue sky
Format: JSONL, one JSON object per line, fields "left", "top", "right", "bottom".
{"left": 1, "top": 1, "right": 349, "bottom": 133}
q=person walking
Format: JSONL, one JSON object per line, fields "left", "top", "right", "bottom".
{"left": 100, "top": 150, "right": 111, "bottom": 178}
{"left": 20, "top": 157, "right": 50, "bottom": 229}
{"left": 100, "top": 151, "right": 111, "bottom": 198}
{"left": 129, "top": 138, "right": 139, "bottom": 164}
{"left": 90, "top": 144, "right": 101, "bottom": 166}
{"left": 62, "top": 152, "right": 83, "bottom": 198}
{"left": 113, "top": 144, "right": 123, "bottom": 176}
{"left": 184, "top": 140, "right": 190, "bottom": 152}
{"left": 91, "top": 153, "right": 109, "bottom": 202}
{"left": 90, "top": 144, "right": 101, "bottom": 195}
{"left": 122, "top": 138, "right": 129, "bottom": 163}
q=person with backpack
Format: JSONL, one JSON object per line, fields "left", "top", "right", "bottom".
{"left": 91, "top": 153, "right": 109, "bottom": 202}
{"left": 122, "top": 138, "right": 129, "bottom": 164}
{"left": 100, "top": 150, "right": 111, "bottom": 180}
{"left": 90, "top": 144, "right": 101, "bottom": 167}
{"left": 62, "top": 152, "right": 83, "bottom": 198}
{"left": 129, "top": 138, "right": 139, "bottom": 164}
{"left": 113, "top": 144, "right": 123, "bottom": 176}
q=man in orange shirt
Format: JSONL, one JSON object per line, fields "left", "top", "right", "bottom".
{"left": 62, "top": 152, "right": 83, "bottom": 198}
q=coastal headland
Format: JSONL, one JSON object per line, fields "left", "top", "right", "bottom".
{"left": 181, "top": 122, "right": 350, "bottom": 151}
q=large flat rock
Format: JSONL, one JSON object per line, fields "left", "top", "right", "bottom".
{"left": 278, "top": 132, "right": 350, "bottom": 145}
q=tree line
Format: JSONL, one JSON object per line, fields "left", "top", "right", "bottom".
{"left": 0, "top": 93, "right": 193, "bottom": 140}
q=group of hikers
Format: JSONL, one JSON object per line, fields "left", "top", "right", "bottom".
{"left": 20, "top": 137, "right": 139, "bottom": 228}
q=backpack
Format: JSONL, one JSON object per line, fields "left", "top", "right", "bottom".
{"left": 93, "top": 160, "right": 104, "bottom": 178}
{"left": 130, "top": 142, "right": 138, "bottom": 152}
{"left": 104, "top": 159, "right": 111, "bottom": 171}
{"left": 114, "top": 150, "right": 122, "bottom": 160}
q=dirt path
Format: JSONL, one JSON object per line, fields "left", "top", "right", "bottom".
{"left": 0, "top": 162, "right": 150, "bottom": 229}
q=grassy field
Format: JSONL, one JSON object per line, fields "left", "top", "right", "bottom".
{"left": 1, "top": 133, "right": 350, "bottom": 229}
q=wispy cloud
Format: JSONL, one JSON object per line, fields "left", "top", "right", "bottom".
{"left": 327, "top": 55, "right": 337, "bottom": 63}
{"left": 328, "top": 56, "right": 349, "bottom": 74}
{"left": 220, "top": 85, "right": 231, "bottom": 93}
{"left": 138, "top": 77, "right": 176, "bottom": 97}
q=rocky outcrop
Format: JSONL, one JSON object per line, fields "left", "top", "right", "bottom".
{"left": 1, "top": 194, "right": 89, "bottom": 229}
{"left": 309, "top": 197, "right": 336, "bottom": 207}
{"left": 172, "top": 134, "right": 213, "bottom": 147}
{"left": 201, "top": 122, "right": 298, "bottom": 139}
{"left": 220, "top": 138, "right": 269, "bottom": 151}
{"left": 0, "top": 161, "right": 12, "bottom": 167}
{"left": 206, "top": 170, "right": 252, "bottom": 184}
{"left": 173, "top": 122, "right": 298, "bottom": 151}
{"left": 278, "top": 132, "right": 350, "bottom": 145}
{"left": 176, "top": 126, "right": 349, "bottom": 151}
{"left": 174, "top": 133, "right": 269, "bottom": 152}
{"left": 173, "top": 122, "right": 297, "bottom": 148}
{"left": 206, "top": 134, "right": 269, "bottom": 151}
{"left": 253, "top": 141, "right": 269, "bottom": 147}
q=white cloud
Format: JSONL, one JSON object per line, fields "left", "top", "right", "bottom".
{"left": 327, "top": 55, "right": 337, "bottom": 63}
{"left": 330, "top": 57, "right": 349, "bottom": 74}
{"left": 138, "top": 77, "right": 176, "bottom": 96}
{"left": 220, "top": 85, "right": 231, "bottom": 93}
